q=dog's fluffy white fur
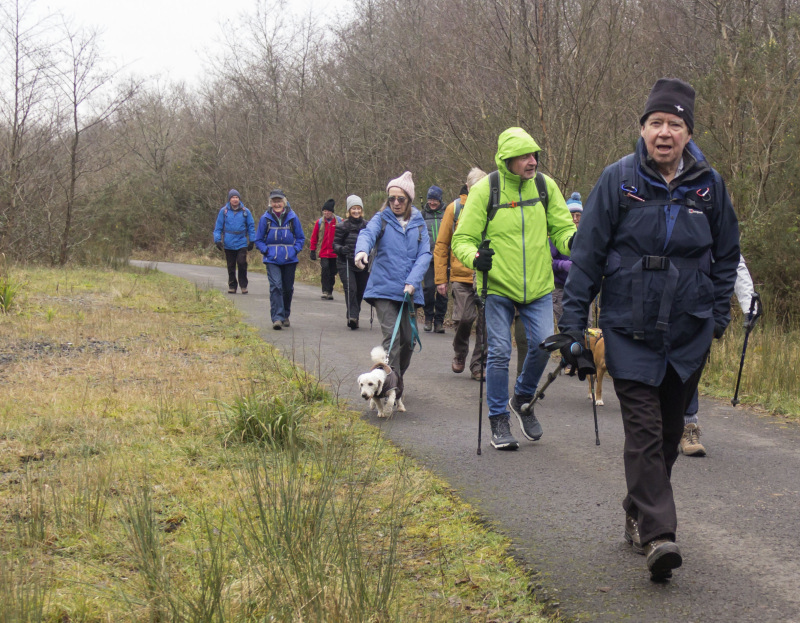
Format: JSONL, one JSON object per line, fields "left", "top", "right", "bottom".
{"left": 357, "top": 346, "right": 405, "bottom": 418}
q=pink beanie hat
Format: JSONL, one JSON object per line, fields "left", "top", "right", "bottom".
{"left": 386, "top": 171, "right": 415, "bottom": 202}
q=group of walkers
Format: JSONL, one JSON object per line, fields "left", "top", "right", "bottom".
{"left": 213, "top": 77, "right": 755, "bottom": 583}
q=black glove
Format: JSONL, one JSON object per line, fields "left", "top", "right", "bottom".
{"left": 247, "top": 242, "right": 254, "bottom": 251}
{"left": 713, "top": 323, "right": 726, "bottom": 339}
{"left": 474, "top": 247, "right": 495, "bottom": 272}
{"left": 743, "top": 292, "right": 761, "bottom": 331}
{"left": 309, "top": 250, "right": 317, "bottom": 261}
{"left": 215, "top": 241, "right": 223, "bottom": 251}
{"left": 540, "top": 332, "right": 596, "bottom": 381}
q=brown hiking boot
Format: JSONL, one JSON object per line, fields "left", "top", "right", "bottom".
{"left": 452, "top": 355, "right": 465, "bottom": 373}
{"left": 624, "top": 514, "right": 644, "bottom": 555}
{"left": 680, "top": 423, "right": 706, "bottom": 456}
{"left": 644, "top": 538, "right": 682, "bottom": 581}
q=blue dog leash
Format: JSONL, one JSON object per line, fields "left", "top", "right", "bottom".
{"left": 387, "top": 292, "right": 422, "bottom": 356}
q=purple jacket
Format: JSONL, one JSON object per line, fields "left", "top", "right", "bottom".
{"left": 550, "top": 239, "right": 571, "bottom": 287}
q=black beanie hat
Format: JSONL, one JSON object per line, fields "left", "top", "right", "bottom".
{"left": 640, "top": 78, "right": 695, "bottom": 133}
{"left": 322, "top": 198, "right": 335, "bottom": 214}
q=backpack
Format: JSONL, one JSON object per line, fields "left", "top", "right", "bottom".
{"left": 482, "top": 170, "right": 548, "bottom": 240}
{"left": 452, "top": 198, "right": 464, "bottom": 232}
{"left": 614, "top": 154, "right": 716, "bottom": 239}
{"left": 367, "top": 212, "right": 424, "bottom": 273}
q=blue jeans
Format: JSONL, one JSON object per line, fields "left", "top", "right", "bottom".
{"left": 684, "top": 389, "right": 699, "bottom": 425}
{"left": 266, "top": 263, "right": 296, "bottom": 322}
{"left": 484, "top": 293, "right": 553, "bottom": 418}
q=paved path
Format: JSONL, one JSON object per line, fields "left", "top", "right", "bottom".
{"left": 137, "top": 261, "right": 800, "bottom": 622}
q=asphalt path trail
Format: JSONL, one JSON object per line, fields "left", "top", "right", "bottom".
{"left": 138, "top": 261, "right": 800, "bottom": 622}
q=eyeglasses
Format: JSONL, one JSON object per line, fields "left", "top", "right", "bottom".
{"left": 388, "top": 196, "right": 407, "bottom": 205}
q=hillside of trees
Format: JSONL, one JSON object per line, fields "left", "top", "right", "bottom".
{"left": 2, "top": 0, "right": 799, "bottom": 318}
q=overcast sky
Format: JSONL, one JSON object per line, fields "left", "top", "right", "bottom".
{"left": 36, "top": 0, "right": 352, "bottom": 84}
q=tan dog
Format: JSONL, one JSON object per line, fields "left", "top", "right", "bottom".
{"left": 585, "top": 329, "right": 608, "bottom": 406}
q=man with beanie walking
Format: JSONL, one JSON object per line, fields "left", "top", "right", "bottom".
{"left": 421, "top": 185, "right": 448, "bottom": 332}
{"left": 556, "top": 78, "right": 739, "bottom": 581}
{"left": 309, "top": 199, "right": 341, "bottom": 299}
{"left": 452, "top": 128, "right": 576, "bottom": 451}
{"left": 213, "top": 189, "right": 256, "bottom": 294}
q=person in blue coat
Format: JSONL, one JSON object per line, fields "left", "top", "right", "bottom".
{"left": 354, "top": 171, "right": 431, "bottom": 378}
{"left": 556, "top": 79, "right": 740, "bottom": 581}
{"left": 213, "top": 189, "right": 256, "bottom": 294}
{"left": 254, "top": 189, "right": 305, "bottom": 330}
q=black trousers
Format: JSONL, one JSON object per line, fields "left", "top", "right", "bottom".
{"left": 422, "top": 266, "right": 447, "bottom": 323}
{"left": 320, "top": 257, "right": 337, "bottom": 294}
{"left": 613, "top": 361, "right": 705, "bottom": 545}
{"left": 338, "top": 261, "right": 368, "bottom": 321}
{"left": 224, "top": 248, "right": 248, "bottom": 290}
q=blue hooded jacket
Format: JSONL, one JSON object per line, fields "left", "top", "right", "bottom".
{"left": 254, "top": 206, "right": 305, "bottom": 265}
{"left": 213, "top": 203, "right": 256, "bottom": 250}
{"left": 355, "top": 207, "right": 431, "bottom": 306}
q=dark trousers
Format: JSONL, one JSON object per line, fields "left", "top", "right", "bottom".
{"left": 320, "top": 257, "right": 337, "bottom": 294}
{"left": 422, "top": 266, "right": 447, "bottom": 323}
{"left": 374, "top": 298, "right": 415, "bottom": 377}
{"left": 266, "top": 263, "right": 296, "bottom": 323}
{"left": 224, "top": 248, "right": 248, "bottom": 290}
{"left": 614, "top": 361, "right": 705, "bottom": 545}
{"left": 338, "top": 261, "right": 368, "bottom": 321}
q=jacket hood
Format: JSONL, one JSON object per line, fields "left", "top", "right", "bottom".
{"left": 495, "top": 127, "right": 541, "bottom": 178}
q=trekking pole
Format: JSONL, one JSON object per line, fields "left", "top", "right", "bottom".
{"left": 732, "top": 292, "right": 762, "bottom": 406}
{"left": 527, "top": 359, "right": 567, "bottom": 407}
{"left": 476, "top": 239, "right": 491, "bottom": 456}
{"left": 589, "top": 373, "right": 600, "bottom": 446}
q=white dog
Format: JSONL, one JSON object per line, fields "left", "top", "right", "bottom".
{"left": 357, "top": 346, "right": 405, "bottom": 418}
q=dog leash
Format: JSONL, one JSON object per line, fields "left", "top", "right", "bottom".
{"left": 387, "top": 292, "right": 422, "bottom": 356}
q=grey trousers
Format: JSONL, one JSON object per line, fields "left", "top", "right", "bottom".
{"left": 451, "top": 281, "right": 486, "bottom": 374}
{"left": 373, "top": 298, "right": 415, "bottom": 376}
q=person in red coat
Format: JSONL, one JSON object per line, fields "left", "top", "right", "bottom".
{"left": 309, "top": 198, "right": 342, "bottom": 299}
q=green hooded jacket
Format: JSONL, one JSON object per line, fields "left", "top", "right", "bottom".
{"left": 451, "top": 127, "right": 576, "bottom": 304}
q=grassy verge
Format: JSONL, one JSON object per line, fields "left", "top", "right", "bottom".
{"left": 0, "top": 265, "right": 553, "bottom": 622}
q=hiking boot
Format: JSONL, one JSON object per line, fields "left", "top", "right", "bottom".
{"left": 272, "top": 321, "right": 282, "bottom": 330}
{"left": 452, "top": 355, "right": 466, "bottom": 374}
{"left": 434, "top": 322, "right": 445, "bottom": 333}
{"left": 644, "top": 538, "right": 682, "bottom": 581}
{"left": 489, "top": 416, "right": 519, "bottom": 450}
{"left": 348, "top": 318, "right": 357, "bottom": 329}
{"left": 282, "top": 319, "right": 291, "bottom": 327}
{"left": 624, "top": 514, "right": 644, "bottom": 555}
{"left": 680, "top": 423, "right": 706, "bottom": 457}
{"left": 327, "top": 293, "right": 334, "bottom": 300}
{"left": 321, "top": 292, "right": 330, "bottom": 300}
{"left": 241, "top": 288, "right": 248, "bottom": 294}
{"left": 508, "top": 395, "right": 543, "bottom": 441}
{"left": 228, "top": 288, "right": 236, "bottom": 294}
{"left": 471, "top": 369, "right": 485, "bottom": 381}
{"left": 424, "top": 319, "right": 433, "bottom": 332}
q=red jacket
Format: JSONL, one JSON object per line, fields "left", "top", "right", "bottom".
{"left": 309, "top": 216, "right": 341, "bottom": 258}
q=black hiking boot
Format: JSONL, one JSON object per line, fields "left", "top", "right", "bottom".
{"left": 508, "top": 395, "right": 543, "bottom": 441}
{"left": 624, "top": 514, "right": 644, "bottom": 555}
{"left": 645, "top": 538, "right": 681, "bottom": 581}
{"left": 489, "top": 416, "right": 519, "bottom": 450}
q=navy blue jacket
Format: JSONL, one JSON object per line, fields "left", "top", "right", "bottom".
{"left": 559, "top": 138, "right": 740, "bottom": 385}
{"left": 254, "top": 207, "right": 305, "bottom": 265}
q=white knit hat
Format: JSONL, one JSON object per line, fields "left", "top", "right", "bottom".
{"left": 346, "top": 195, "right": 363, "bottom": 212}
{"left": 386, "top": 171, "right": 415, "bottom": 202}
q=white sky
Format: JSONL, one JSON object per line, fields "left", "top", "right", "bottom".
{"left": 36, "top": 0, "right": 352, "bottom": 85}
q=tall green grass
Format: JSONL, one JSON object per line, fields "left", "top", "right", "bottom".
{"left": 703, "top": 313, "right": 800, "bottom": 416}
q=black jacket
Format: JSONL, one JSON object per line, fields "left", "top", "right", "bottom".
{"left": 559, "top": 138, "right": 740, "bottom": 386}
{"left": 333, "top": 216, "right": 366, "bottom": 266}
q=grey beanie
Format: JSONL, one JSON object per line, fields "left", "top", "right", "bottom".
{"left": 346, "top": 195, "right": 363, "bottom": 213}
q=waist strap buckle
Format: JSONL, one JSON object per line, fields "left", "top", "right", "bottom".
{"left": 642, "top": 255, "right": 669, "bottom": 270}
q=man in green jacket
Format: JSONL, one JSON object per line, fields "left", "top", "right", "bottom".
{"left": 452, "top": 127, "right": 576, "bottom": 450}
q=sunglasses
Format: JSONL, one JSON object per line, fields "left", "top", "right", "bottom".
{"left": 388, "top": 195, "right": 407, "bottom": 205}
